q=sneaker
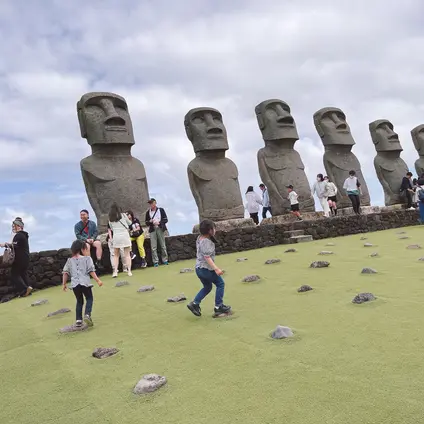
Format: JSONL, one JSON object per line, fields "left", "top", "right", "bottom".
{"left": 75, "top": 320, "right": 83, "bottom": 327}
{"left": 128, "top": 271, "right": 133, "bottom": 277}
{"left": 84, "top": 315, "right": 93, "bottom": 327}
{"left": 297, "top": 217, "right": 303, "bottom": 221}
{"left": 408, "top": 207, "right": 416, "bottom": 211}
{"left": 130, "top": 252, "right": 137, "bottom": 260}
{"left": 214, "top": 304, "right": 232, "bottom": 315}
{"left": 24, "top": 286, "right": 33, "bottom": 297}
{"left": 96, "top": 260, "right": 104, "bottom": 269}
{"left": 112, "top": 270, "right": 118, "bottom": 278}
{"left": 187, "top": 301, "right": 201, "bottom": 317}
{"left": 141, "top": 258, "right": 147, "bottom": 268}
{"left": 163, "top": 261, "right": 169, "bottom": 265}
{"left": 154, "top": 263, "right": 159, "bottom": 268}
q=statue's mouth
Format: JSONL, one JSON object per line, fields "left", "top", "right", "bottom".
{"left": 106, "top": 126, "right": 127, "bottom": 132}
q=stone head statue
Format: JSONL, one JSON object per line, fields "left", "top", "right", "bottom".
{"left": 369, "top": 119, "right": 402, "bottom": 152}
{"left": 184, "top": 107, "right": 229, "bottom": 153}
{"left": 411, "top": 124, "right": 424, "bottom": 155}
{"left": 77, "top": 92, "right": 134, "bottom": 146}
{"left": 313, "top": 107, "right": 355, "bottom": 146}
{"left": 255, "top": 99, "right": 298, "bottom": 142}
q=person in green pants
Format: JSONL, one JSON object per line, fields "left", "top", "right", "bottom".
{"left": 145, "top": 198, "right": 169, "bottom": 267}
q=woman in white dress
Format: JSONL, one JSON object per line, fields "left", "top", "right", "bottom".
{"left": 245, "top": 186, "right": 262, "bottom": 225}
{"left": 108, "top": 203, "right": 132, "bottom": 278}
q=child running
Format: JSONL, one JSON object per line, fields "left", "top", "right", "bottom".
{"left": 187, "top": 220, "right": 232, "bottom": 317}
{"left": 62, "top": 239, "right": 103, "bottom": 327}
{"left": 287, "top": 185, "right": 303, "bottom": 221}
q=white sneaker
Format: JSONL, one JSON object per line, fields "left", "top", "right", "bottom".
{"left": 128, "top": 271, "right": 133, "bottom": 277}
{"left": 408, "top": 207, "right": 416, "bottom": 211}
{"left": 112, "top": 270, "right": 118, "bottom": 278}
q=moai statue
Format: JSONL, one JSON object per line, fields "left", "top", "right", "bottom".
{"left": 184, "top": 107, "right": 245, "bottom": 223}
{"left": 369, "top": 119, "right": 408, "bottom": 206}
{"left": 77, "top": 92, "right": 149, "bottom": 233}
{"left": 313, "top": 107, "right": 371, "bottom": 208}
{"left": 255, "top": 99, "right": 314, "bottom": 215}
{"left": 411, "top": 124, "right": 424, "bottom": 177}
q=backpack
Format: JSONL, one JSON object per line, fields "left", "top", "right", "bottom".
{"left": 2, "top": 245, "right": 15, "bottom": 266}
{"left": 419, "top": 189, "right": 424, "bottom": 202}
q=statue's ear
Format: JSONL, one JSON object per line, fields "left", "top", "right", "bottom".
{"left": 184, "top": 122, "right": 192, "bottom": 141}
{"left": 77, "top": 102, "right": 87, "bottom": 138}
{"left": 256, "top": 113, "right": 265, "bottom": 130}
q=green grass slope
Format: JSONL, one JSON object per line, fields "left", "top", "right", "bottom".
{"left": 1, "top": 227, "right": 424, "bottom": 424}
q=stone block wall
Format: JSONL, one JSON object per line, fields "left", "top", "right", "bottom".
{"left": 0, "top": 210, "right": 419, "bottom": 302}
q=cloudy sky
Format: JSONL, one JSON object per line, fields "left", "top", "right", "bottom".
{"left": 1, "top": 0, "right": 423, "bottom": 252}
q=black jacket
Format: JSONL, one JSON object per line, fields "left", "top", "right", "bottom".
{"left": 145, "top": 208, "right": 168, "bottom": 233}
{"left": 10, "top": 231, "right": 30, "bottom": 267}
{"left": 400, "top": 177, "right": 413, "bottom": 192}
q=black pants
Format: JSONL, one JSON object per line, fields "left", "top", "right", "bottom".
{"left": 250, "top": 213, "right": 259, "bottom": 225}
{"left": 10, "top": 265, "right": 30, "bottom": 296}
{"left": 405, "top": 190, "right": 413, "bottom": 208}
{"left": 73, "top": 285, "right": 94, "bottom": 321}
{"left": 349, "top": 194, "right": 361, "bottom": 214}
{"left": 262, "top": 207, "right": 272, "bottom": 219}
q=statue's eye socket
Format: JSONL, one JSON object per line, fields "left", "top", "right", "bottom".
{"left": 192, "top": 117, "right": 204, "bottom": 124}
{"left": 212, "top": 116, "right": 221, "bottom": 124}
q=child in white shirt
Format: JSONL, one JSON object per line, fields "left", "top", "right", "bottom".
{"left": 287, "top": 185, "right": 303, "bottom": 221}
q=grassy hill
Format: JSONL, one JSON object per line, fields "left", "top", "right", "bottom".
{"left": 1, "top": 227, "right": 424, "bottom": 424}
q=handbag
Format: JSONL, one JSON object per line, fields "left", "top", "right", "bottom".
{"left": 2, "top": 244, "right": 15, "bottom": 266}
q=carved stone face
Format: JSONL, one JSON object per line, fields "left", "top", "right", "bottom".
{"left": 313, "top": 107, "right": 355, "bottom": 146}
{"left": 77, "top": 92, "right": 134, "bottom": 146}
{"left": 184, "top": 107, "right": 228, "bottom": 153}
{"left": 255, "top": 99, "right": 299, "bottom": 142}
{"left": 411, "top": 124, "right": 424, "bottom": 155}
{"left": 369, "top": 119, "right": 402, "bottom": 152}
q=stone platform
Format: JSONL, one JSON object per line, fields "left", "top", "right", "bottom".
{"left": 192, "top": 218, "right": 255, "bottom": 234}
{"left": 336, "top": 204, "right": 405, "bottom": 216}
{"left": 261, "top": 212, "right": 324, "bottom": 225}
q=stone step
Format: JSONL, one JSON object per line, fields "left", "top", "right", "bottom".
{"left": 284, "top": 229, "right": 305, "bottom": 237}
{"left": 290, "top": 235, "right": 313, "bottom": 243}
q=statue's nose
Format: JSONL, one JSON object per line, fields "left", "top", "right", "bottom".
{"left": 104, "top": 115, "right": 126, "bottom": 126}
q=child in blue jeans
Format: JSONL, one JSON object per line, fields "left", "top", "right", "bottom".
{"left": 187, "top": 220, "right": 231, "bottom": 317}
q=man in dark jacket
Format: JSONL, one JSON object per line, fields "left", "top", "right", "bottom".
{"left": 0, "top": 218, "right": 32, "bottom": 297}
{"left": 400, "top": 172, "right": 415, "bottom": 210}
{"left": 145, "top": 198, "right": 169, "bottom": 267}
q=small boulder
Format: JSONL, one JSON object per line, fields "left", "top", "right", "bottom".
{"left": 319, "top": 251, "right": 333, "bottom": 255}
{"left": 326, "top": 242, "right": 335, "bottom": 246}
{"left": 364, "top": 243, "right": 373, "bottom": 247}
{"left": 407, "top": 245, "right": 422, "bottom": 250}
{"left": 167, "top": 293, "right": 187, "bottom": 303}
{"left": 370, "top": 252, "right": 379, "bottom": 257}
{"left": 236, "top": 258, "right": 248, "bottom": 262}
{"left": 60, "top": 323, "right": 89, "bottom": 333}
{"left": 31, "top": 299, "right": 48, "bottom": 307}
{"left": 179, "top": 268, "right": 194, "bottom": 273}
{"left": 352, "top": 293, "right": 376, "bottom": 304}
{"left": 138, "top": 285, "right": 155, "bottom": 292}
{"left": 271, "top": 325, "right": 294, "bottom": 339}
{"left": 399, "top": 236, "right": 410, "bottom": 240}
{"left": 419, "top": 257, "right": 424, "bottom": 261}
{"left": 115, "top": 280, "right": 129, "bottom": 287}
{"left": 242, "top": 275, "right": 261, "bottom": 283}
{"left": 360, "top": 236, "right": 368, "bottom": 240}
{"left": 47, "top": 308, "right": 71, "bottom": 317}
{"left": 92, "top": 347, "right": 119, "bottom": 359}
{"left": 310, "top": 261, "right": 330, "bottom": 268}
{"left": 361, "top": 268, "right": 377, "bottom": 274}
{"left": 133, "top": 374, "right": 167, "bottom": 395}
{"left": 298, "top": 285, "right": 313, "bottom": 292}
{"left": 284, "top": 248, "right": 297, "bottom": 253}
{"left": 265, "top": 259, "right": 281, "bottom": 265}
{"left": 397, "top": 231, "right": 406, "bottom": 234}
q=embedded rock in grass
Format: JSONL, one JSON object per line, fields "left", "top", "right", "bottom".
{"left": 310, "top": 261, "right": 330, "bottom": 268}
{"left": 407, "top": 245, "right": 422, "bottom": 250}
{"left": 265, "top": 259, "right": 281, "bottom": 265}
{"left": 60, "top": 323, "right": 88, "bottom": 333}
{"left": 92, "top": 347, "right": 119, "bottom": 359}
{"left": 370, "top": 252, "right": 379, "bottom": 257}
{"left": 115, "top": 280, "right": 129, "bottom": 287}
{"left": 352, "top": 293, "right": 376, "bottom": 304}
{"left": 298, "top": 285, "right": 313, "bottom": 292}
{"left": 179, "top": 268, "right": 194, "bottom": 273}
{"left": 364, "top": 243, "right": 373, "bottom": 247}
{"left": 397, "top": 231, "right": 406, "bottom": 234}
{"left": 47, "top": 308, "right": 71, "bottom": 317}
{"left": 360, "top": 236, "right": 368, "bottom": 240}
{"left": 31, "top": 299, "right": 48, "bottom": 306}
{"left": 326, "top": 242, "right": 335, "bottom": 246}
{"left": 399, "top": 236, "right": 410, "bottom": 240}
{"left": 167, "top": 293, "right": 187, "bottom": 303}
{"left": 319, "top": 251, "right": 333, "bottom": 255}
{"left": 242, "top": 275, "right": 261, "bottom": 283}
{"left": 419, "top": 257, "right": 424, "bottom": 261}
{"left": 271, "top": 325, "right": 294, "bottom": 339}
{"left": 284, "top": 248, "right": 297, "bottom": 253}
{"left": 138, "top": 285, "right": 155, "bottom": 292}
{"left": 236, "top": 258, "right": 248, "bottom": 262}
{"left": 361, "top": 268, "right": 377, "bottom": 274}
{"left": 133, "top": 374, "right": 167, "bottom": 395}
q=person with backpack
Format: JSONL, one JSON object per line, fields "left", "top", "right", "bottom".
{"left": 74, "top": 209, "right": 103, "bottom": 268}
{"left": 0, "top": 218, "right": 33, "bottom": 298}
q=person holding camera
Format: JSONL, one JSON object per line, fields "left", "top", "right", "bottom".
{"left": 145, "top": 198, "right": 168, "bottom": 267}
